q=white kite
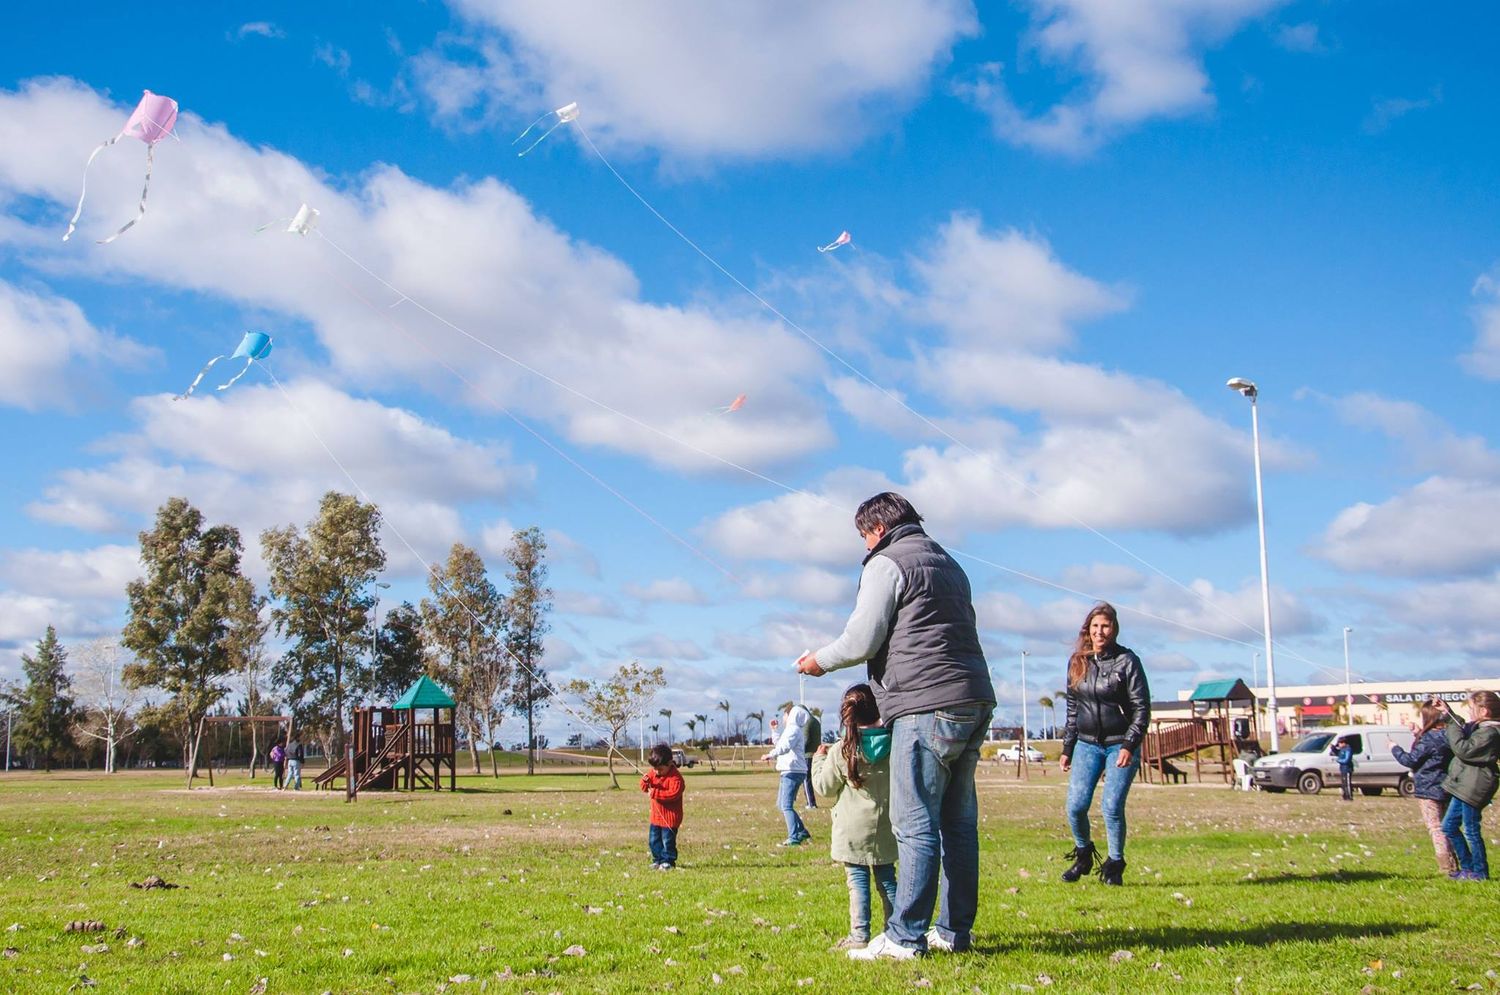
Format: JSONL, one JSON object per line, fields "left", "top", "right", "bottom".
{"left": 255, "top": 203, "right": 319, "bottom": 235}
{"left": 817, "top": 230, "right": 852, "bottom": 253}
{"left": 514, "top": 102, "right": 580, "bottom": 157}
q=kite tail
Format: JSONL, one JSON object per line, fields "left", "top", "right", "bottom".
{"left": 510, "top": 109, "right": 555, "bottom": 149}
{"left": 175, "top": 354, "right": 225, "bottom": 400}
{"left": 216, "top": 357, "right": 256, "bottom": 391}
{"left": 516, "top": 119, "right": 567, "bottom": 157}
{"left": 97, "top": 143, "right": 156, "bottom": 245}
{"left": 61, "top": 135, "right": 120, "bottom": 242}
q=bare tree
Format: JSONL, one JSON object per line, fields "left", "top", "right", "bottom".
{"left": 72, "top": 639, "right": 138, "bottom": 773}
{"left": 562, "top": 662, "right": 666, "bottom": 789}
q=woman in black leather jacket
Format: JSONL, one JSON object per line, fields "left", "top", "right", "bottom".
{"left": 1058, "top": 602, "right": 1150, "bottom": 885}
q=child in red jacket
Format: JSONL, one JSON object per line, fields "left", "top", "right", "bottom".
{"left": 640, "top": 744, "right": 685, "bottom": 870}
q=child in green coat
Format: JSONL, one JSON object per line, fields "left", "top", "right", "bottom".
{"left": 811, "top": 683, "right": 898, "bottom": 951}
{"left": 1440, "top": 689, "right": 1500, "bottom": 881}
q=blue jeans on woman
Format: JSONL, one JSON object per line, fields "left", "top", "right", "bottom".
{"left": 777, "top": 772, "right": 810, "bottom": 842}
{"left": 886, "top": 703, "right": 993, "bottom": 952}
{"left": 845, "top": 863, "right": 898, "bottom": 941}
{"left": 1442, "top": 797, "right": 1489, "bottom": 879}
{"left": 1066, "top": 740, "right": 1140, "bottom": 860}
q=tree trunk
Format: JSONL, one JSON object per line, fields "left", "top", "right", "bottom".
{"left": 466, "top": 715, "right": 482, "bottom": 774}
{"left": 525, "top": 693, "right": 536, "bottom": 776}
{"left": 487, "top": 714, "right": 501, "bottom": 778}
{"left": 185, "top": 714, "right": 207, "bottom": 789}
{"left": 606, "top": 736, "right": 619, "bottom": 790}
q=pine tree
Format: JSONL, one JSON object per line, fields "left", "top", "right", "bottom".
{"left": 8, "top": 627, "right": 77, "bottom": 771}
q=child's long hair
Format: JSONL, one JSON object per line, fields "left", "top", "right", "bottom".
{"left": 1415, "top": 703, "right": 1447, "bottom": 741}
{"left": 840, "top": 683, "right": 881, "bottom": 789}
{"left": 1468, "top": 689, "right": 1500, "bottom": 721}
{"left": 1067, "top": 602, "right": 1118, "bottom": 689}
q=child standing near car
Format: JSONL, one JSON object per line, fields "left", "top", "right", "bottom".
{"left": 810, "top": 684, "right": 897, "bottom": 951}
{"left": 1440, "top": 690, "right": 1500, "bottom": 881}
{"left": 1334, "top": 737, "right": 1355, "bottom": 801}
{"left": 640, "top": 744, "right": 685, "bottom": 870}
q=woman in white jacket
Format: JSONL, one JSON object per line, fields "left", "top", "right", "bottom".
{"left": 762, "top": 704, "right": 813, "bottom": 846}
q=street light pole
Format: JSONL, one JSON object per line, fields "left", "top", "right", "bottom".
{"left": 1343, "top": 626, "right": 1353, "bottom": 719}
{"left": 1227, "top": 377, "right": 1281, "bottom": 752}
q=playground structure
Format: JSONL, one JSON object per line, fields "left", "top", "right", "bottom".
{"left": 315, "top": 676, "right": 457, "bottom": 793}
{"left": 1141, "top": 679, "right": 1261, "bottom": 785}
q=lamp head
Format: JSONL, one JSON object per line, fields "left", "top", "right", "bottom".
{"left": 1226, "top": 377, "right": 1258, "bottom": 398}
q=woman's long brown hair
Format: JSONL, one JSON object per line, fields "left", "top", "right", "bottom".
{"left": 840, "top": 683, "right": 881, "bottom": 789}
{"left": 1067, "top": 602, "right": 1119, "bottom": 689}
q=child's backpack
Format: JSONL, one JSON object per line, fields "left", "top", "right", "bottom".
{"left": 270, "top": 744, "right": 284, "bottom": 763}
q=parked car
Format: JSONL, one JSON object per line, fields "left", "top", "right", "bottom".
{"left": 996, "top": 743, "right": 1045, "bottom": 763}
{"left": 671, "top": 749, "right": 698, "bottom": 769}
{"left": 1251, "top": 724, "right": 1414, "bottom": 796}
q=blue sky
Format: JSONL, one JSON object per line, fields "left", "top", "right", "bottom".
{"left": 2, "top": 1, "right": 1498, "bottom": 739}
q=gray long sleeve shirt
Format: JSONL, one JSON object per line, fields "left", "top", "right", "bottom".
{"left": 813, "top": 557, "right": 904, "bottom": 672}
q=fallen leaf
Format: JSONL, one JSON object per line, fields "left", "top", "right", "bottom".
{"left": 563, "top": 945, "right": 586, "bottom": 957}
{"left": 1111, "top": 950, "right": 1134, "bottom": 964}
{"left": 249, "top": 980, "right": 267, "bottom": 995}
{"left": 81, "top": 943, "right": 109, "bottom": 955}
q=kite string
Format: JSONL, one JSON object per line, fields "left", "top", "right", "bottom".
{"left": 307, "top": 225, "right": 1345, "bottom": 675}
{"left": 256, "top": 362, "right": 646, "bottom": 774}
{"left": 567, "top": 121, "right": 1279, "bottom": 653}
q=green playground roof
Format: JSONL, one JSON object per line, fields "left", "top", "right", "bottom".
{"left": 391, "top": 675, "right": 456, "bottom": 710}
{"left": 1189, "top": 678, "right": 1255, "bottom": 702}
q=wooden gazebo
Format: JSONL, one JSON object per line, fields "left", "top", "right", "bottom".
{"left": 314, "top": 676, "right": 457, "bottom": 793}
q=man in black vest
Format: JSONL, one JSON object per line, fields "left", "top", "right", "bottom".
{"left": 797, "top": 492, "right": 994, "bottom": 960}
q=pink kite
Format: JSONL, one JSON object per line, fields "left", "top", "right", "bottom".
{"left": 63, "top": 89, "right": 180, "bottom": 244}
{"left": 718, "top": 393, "right": 747, "bottom": 414}
{"left": 817, "top": 230, "right": 852, "bottom": 253}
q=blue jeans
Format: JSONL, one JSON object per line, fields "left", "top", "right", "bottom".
{"left": 648, "top": 824, "right": 678, "bottom": 866}
{"left": 1066, "top": 740, "right": 1140, "bottom": 860}
{"left": 887, "top": 704, "right": 993, "bottom": 951}
{"left": 845, "top": 863, "right": 897, "bottom": 941}
{"left": 777, "top": 772, "right": 810, "bottom": 841}
{"left": 285, "top": 759, "right": 302, "bottom": 790}
{"left": 1442, "top": 797, "right": 1489, "bottom": 878}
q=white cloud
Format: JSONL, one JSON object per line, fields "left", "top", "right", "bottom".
{"left": 714, "top": 609, "right": 844, "bottom": 662}
{"left": 1362, "top": 87, "right": 1442, "bottom": 135}
{"left": 1314, "top": 477, "right": 1500, "bottom": 578}
{"left": 623, "top": 578, "right": 707, "bottom": 605}
{"left": 414, "top": 0, "right": 978, "bottom": 159}
{"left": 236, "top": 21, "right": 285, "bottom": 40}
{"left": 958, "top": 0, "right": 1286, "bottom": 154}
{"left": 553, "top": 589, "right": 624, "bottom": 618}
{"left": 0, "top": 78, "right": 834, "bottom": 474}
{"left": 0, "top": 280, "right": 154, "bottom": 411}
{"left": 619, "top": 633, "right": 708, "bottom": 662}
{"left": 23, "top": 380, "right": 532, "bottom": 580}
{"left": 1331, "top": 391, "right": 1500, "bottom": 478}
{"left": 0, "top": 545, "right": 140, "bottom": 600}
{"left": 1381, "top": 573, "right": 1500, "bottom": 659}
{"left": 911, "top": 216, "right": 1128, "bottom": 349}
{"left": 741, "top": 567, "right": 856, "bottom": 608}
{"left": 1463, "top": 269, "right": 1500, "bottom": 381}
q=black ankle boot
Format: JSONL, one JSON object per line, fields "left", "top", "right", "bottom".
{"left": 1061, "top": 842, "right": 1100, "bottom": 882}
{"left": 1100, "top": 857, "right": 1126, "bottom": 886}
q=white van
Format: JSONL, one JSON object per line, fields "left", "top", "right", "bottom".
{"left": 1251, "top": 725, "right": 1414, "bottom": 796}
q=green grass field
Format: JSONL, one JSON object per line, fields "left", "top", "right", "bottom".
{"left": 1, "top": 764, "right": 1494, "bottom": 993}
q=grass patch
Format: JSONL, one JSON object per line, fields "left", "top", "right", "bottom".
{"left": 0, "top": 765, "right": 1494, "bottom": 993}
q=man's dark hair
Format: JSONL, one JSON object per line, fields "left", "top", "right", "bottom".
{"left": 647, "top": 744, "right": 673, "bottom": 767}
{"left": 854, "top": 492, "right": 923, "bottom": 535}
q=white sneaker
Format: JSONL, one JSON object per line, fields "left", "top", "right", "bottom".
{"left": 925, "top": 929, "right": 956, "bottom": 952}
{"left": 847, "top": 933, "right": 920, "bottom": 961}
